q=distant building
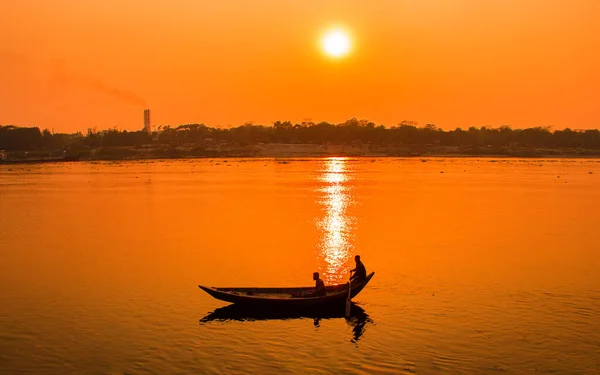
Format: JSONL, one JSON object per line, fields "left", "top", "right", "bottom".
{"left": 143, "top": 109, "right": 151, "bottom": 133}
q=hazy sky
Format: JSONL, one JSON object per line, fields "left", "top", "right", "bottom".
{"left": 2, "top": 0, "right": 599, "bottom": 132}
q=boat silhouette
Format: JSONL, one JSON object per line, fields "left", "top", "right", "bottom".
{"left": 199, "top": 272, "right": 375, "bottom": 307}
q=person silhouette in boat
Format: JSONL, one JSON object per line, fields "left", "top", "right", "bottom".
{"left": 313, "top": 272, "right": 326, "bottom": 297}
{"left": 350, "top": 255, "right": 367, "bottom": 282}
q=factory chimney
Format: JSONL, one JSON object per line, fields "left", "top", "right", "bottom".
{"left": 143, "top": 109, "right": 151, "bottom": 133}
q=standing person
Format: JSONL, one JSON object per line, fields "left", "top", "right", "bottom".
{"left": 350, "top": 255, "right": 367, "bottom": 282}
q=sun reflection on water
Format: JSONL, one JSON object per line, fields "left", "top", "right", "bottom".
{"left": 317, "top": 157, "right": 355, "bottom": 284}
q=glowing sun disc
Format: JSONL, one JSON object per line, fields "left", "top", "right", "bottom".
{"left": 321, "top": 29, "right": 351, "bottom": 58}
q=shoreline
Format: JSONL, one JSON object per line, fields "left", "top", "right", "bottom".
{"left": 2, "top": 149, "right": 600, "bottom": 164}
{"left": 2, "top": 143, "right": 600, "bottom": 163}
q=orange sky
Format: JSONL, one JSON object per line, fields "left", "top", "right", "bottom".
{"left": 2, "top": 0, "right": 599, "bottom": 133}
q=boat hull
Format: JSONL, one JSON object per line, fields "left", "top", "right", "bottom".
{"left": 199, "top": 272, "right": 374, "bottom": 307}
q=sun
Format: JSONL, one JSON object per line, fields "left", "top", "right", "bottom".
{"left": 321, "top": 28, "right": 352, "bottom": 58}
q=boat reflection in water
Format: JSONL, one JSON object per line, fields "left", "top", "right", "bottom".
{"left": 199, "top": 303, "right": 374, "bottom": 343}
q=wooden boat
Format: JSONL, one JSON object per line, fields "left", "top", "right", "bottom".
{"left": 199, "top": 272, "right": 374, "bottom": 307}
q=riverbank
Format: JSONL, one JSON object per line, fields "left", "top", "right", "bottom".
{"left": 2, "top": 143, "right": 600, "bottom": 163}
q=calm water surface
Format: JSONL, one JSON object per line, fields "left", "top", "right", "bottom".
{"left": 1, "top": 158, "right": 599, "bottom": 374}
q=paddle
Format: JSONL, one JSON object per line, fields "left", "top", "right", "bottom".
{"left": 345, "top": 273, "right": 352, "bottom": 317}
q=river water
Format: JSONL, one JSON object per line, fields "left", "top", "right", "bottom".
{"left": 1, "top": 157, "right": 599, "bottom": 374}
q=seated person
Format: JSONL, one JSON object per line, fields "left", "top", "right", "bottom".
{"left": 313, "top": 272, "right": 326, "bottom": 297}
{"left": 350, "top": 255, "right": 367, "bottom": 282}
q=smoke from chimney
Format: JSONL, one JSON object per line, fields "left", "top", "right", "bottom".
{"left": 51, "top": 59, "right": 146, "bottom": 107}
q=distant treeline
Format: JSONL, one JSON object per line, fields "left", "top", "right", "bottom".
{"left": 1, "top": 119, "right": 600, "bottom": 151}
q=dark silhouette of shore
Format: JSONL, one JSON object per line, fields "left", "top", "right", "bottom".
{"left": 2, "top": 120, "right": 599, "bottom": 161}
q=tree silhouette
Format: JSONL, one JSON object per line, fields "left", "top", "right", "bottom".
{"left": 1, "top": 120, "right": 599, "bottom": 158}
